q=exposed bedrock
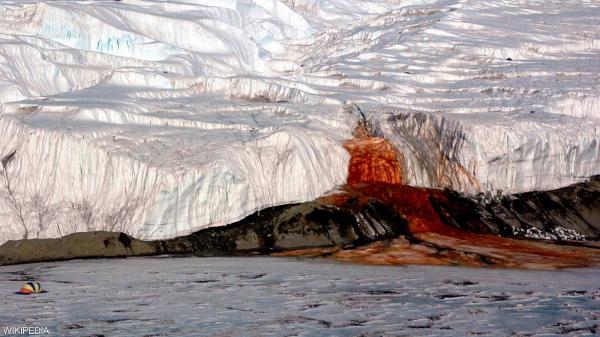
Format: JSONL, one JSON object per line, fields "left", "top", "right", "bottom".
{"left": 163, "top": 197, "right": 408, "bottom": 255}
{"left": 434, "top": 176, "right": 600, "bottom": 241}
{"left": 0, "top": 232, "right": 163, "bottom": 265}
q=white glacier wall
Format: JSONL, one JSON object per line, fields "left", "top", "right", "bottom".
{"left": 0, "top": 108, "right": 350, "bottom": 242}
{"left": 0, "top": 0, "right": 599, "bottom": 243}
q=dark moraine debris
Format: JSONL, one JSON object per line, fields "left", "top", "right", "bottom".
{"left": 0, "top": 232, "right": 166, "bottom": 265}
{"left": 431, "top": 178, "right": 600, "bottom": 240}
{"left": 162, "top": 197, "right": 409, "bottom": 255}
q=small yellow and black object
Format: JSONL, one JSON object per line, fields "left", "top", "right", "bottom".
{"left": 17, "top": 282, "right": 44, "bottom": 295}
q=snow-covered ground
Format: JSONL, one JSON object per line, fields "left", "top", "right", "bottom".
{"left": 0, "top": 257, "right": 599, "bottom": 336}
{"left": 0, "top": 0, "right": 599, "bottom": 242}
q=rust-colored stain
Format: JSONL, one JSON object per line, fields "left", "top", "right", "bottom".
{"left": 318, "top": 183, "right": 600, "bottom": 269}
{"left": 343, "top": 128, "right": 403, "bottom": 185}
{"left": 279, "top": 130, "right": 600, "bottom": 269}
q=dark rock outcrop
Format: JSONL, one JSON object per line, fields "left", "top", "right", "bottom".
{"left": 0, "top": 232, "right": 168, "bottom": 265}
{"left": 162, "top": 198, "right": 408, "bottom": 255}
{"left": 431, "top": 179, "right": 600, "bottom": 241}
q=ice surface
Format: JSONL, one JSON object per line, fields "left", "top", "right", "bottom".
{"left": 0, "top": 0, "right": 600, "bottom": 242}
{"left": 1, "top": 257, "right": 599, "bottom": 336}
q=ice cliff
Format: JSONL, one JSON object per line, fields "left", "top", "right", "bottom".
{"left": 0, "top": 0, "right": 599, "bottom": 243}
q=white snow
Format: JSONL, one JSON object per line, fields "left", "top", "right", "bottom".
{"left": 0, "top": 0, "right": 600, "bottom": 242}
{"left": 512, "top": 225, "right": 588, "bottom": 241}
{"left": 1, "top": 257, "right": 599, "bottom": 336}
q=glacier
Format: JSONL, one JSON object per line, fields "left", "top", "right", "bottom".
{"left": 0, "top": 0, "right": 599, "bottom": 243}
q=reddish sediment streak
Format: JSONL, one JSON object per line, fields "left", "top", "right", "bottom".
{"left": 318, "top": 133, "right": 600, "bottom": 269}
{"left": 343, "top": 137, "right": 403, "bottom": 185}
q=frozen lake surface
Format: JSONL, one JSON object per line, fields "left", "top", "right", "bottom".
{"left": 1, "top": 257, "right": 599, "bottom": 336}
